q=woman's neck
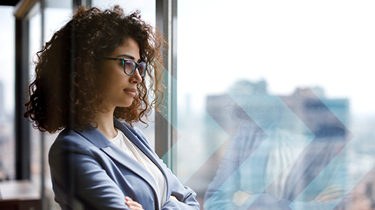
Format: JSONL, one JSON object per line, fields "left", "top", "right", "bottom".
{"left": 93, "top": 109, "right": 118, "bottom": 139}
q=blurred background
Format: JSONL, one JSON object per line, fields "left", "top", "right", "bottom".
{"left": 0, "top": 0, "right": 374, "bottom": 209}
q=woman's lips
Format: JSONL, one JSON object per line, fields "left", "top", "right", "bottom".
{"left": 124, "top": 88, "right": 136, "bottom": 96}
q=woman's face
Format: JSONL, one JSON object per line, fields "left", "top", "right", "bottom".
{"left": 98, "top": 38, "right": 143, "bottom": 110}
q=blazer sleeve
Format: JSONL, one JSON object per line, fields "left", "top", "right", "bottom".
{"left": 49, "top": 135, "right": 130, "bottom": 210}
{"left": 133, "top": 127, "right": 200, "bottom": 210}
{"left": 161, "top": 173, "right": 200, "bottom": 210}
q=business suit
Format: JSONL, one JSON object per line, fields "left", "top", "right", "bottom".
{"left": 49, "top": 118, "right": 199, "bottom": 210}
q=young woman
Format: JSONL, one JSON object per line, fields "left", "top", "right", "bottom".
{"left": 24, "top": 5, "right": 199, "bottom": 210}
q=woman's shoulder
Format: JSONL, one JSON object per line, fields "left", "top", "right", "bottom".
{"left": 49, "top": 127, "right": 98, "bottom": 155}
{"left": 54, "top": 127, "right": 87, "bottom": 144}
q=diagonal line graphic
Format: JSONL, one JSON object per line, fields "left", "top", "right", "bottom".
{"left": 274, "top": 89, "right": 354, "bottom": 200}
{"left": 289, "top": 135, "right": 375, "bottom": 210}
{"left": 243, "top": 89, "right": 354, "bottom": 209}
{"left": 310, "top": 88, "right": 350, "bottom": 129}
{"left": 163, "top": 73, "right": 363, "bottom": 210}
{"left": 204, "top": 92, "right": 316, "bottom": 209}
{"left": 332, "top": 165, "right": 375, "bottom": 210}
{"left": 187, "top": 94, "right": 267, "bottom": 201}
{"left": 279, "top": 89, "right": 353, "bottom": 139}
{"left": 163, "top": 110, "right": 229, "bottom": 184}
{"left": 184, "top": 138, "right": 232, "bottom": 200}
{"left": 160, "top": 70, "right": 230, "bottom": 184}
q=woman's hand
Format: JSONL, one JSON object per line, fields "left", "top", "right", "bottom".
{"left": 169, "top": 195, "right": 178, "bottom": 201}
{"left": 125, "top": 196, "right": 144, "bottom": 210}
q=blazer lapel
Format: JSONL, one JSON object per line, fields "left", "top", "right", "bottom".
{"left": 74, "top": 124, "right": 160, "bottom": 201}
{"left": 101, "top": 145, "right": 159, "bottom": 195}
{"left": 114, "top": 119, "right": 171, "bottom": 197}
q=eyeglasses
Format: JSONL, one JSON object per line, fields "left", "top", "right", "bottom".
{"left": 103, "top": 57, "right": 147, "bottom": 77}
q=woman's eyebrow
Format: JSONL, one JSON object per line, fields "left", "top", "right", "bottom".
{"left": 117, "top": 54, "right": 135, "bottom": 60}
{"left": 117, "top": 54, "right": 141, "bottom": 63}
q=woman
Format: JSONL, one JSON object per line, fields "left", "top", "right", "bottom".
{"left": 24, "top": 5, "right": 199, "bottom": 210}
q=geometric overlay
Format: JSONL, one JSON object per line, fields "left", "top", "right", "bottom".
{"left": 166, "top": 79, "right": 375, "bottom": 209}
{"left": 204, "top": 90, "right": 317, "bottom": 209}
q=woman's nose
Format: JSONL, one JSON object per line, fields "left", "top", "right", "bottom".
{"left": 131, "top": 68, "right": 143, "bottom": 83}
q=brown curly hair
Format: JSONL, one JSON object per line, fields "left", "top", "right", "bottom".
{"left": 24, "top": 5, "right": 166, "bottom": 133}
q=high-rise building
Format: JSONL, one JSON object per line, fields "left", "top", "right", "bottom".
{"left": 204, "top": 80, "right": 351, "bottom": 205}
{"left": 206, "top": 80, "right": 349, "bottom": 137}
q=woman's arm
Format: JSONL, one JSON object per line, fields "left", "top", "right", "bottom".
{"left": 49, "top": 135, "right": 132, "bottom": 210}
{"left": 161, "top": 174, "right": 200, "bottom": 210}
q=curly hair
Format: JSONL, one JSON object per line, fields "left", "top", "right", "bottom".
{"left": 24, "top": 5, "right": 166, "bottom": 133}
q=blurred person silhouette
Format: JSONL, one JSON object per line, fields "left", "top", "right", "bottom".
{"left": 204, "top": 86, "right": 352, "bottom": 210}
{"left": 24, "top": 6, "right": 199, "bottom": 210}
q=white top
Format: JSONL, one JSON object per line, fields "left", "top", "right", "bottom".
{"left": 109, "top": 129, "right": 167, "bottom": 208}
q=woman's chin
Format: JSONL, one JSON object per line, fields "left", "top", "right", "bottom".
{"left": 117, "top": 102, "right": 133, "bottom": 108}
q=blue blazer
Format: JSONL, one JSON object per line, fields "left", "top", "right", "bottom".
{"left": 49, "top": 118, "right": 199, "bottom": 210}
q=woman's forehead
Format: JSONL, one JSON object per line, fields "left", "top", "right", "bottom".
{"left": 110, "top": 38, "right": 140, "bottom": 61}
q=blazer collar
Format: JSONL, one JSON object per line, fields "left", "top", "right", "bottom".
{"left": 73, "top": 118, "right": 152, "bottom": 151}
{"left": 74, "top": 124, "right": 110, "bottom": 148}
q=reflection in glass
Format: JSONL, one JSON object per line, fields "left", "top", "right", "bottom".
{"left": 176, "top": 79, "right": 375, "bottom": 210}
{"left": 176, "top": 1, "right": 375, "bottom": 209}
{"left": 204, "top": 81, "right": 353, "bottom": 209}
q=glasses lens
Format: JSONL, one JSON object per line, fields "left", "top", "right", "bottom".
{"left": 138, "top": 62, "right": 147, "bottom": 76}
{"left": 124, "top": 60, "right": 136, "bottom": 75}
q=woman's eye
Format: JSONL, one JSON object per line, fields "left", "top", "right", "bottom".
{"left": 125, "top": 61, "right": 135, "bottom": 68}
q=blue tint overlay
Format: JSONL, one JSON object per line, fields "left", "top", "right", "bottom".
{"left": 202, "top": 86, "right": 362, "bottom": 210}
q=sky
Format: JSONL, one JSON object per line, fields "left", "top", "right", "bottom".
{"left": 176, "top": 0, "right": 375, "bottom": 116}
{"left": 0, "top": 0, "right": 374, "bottom": 117}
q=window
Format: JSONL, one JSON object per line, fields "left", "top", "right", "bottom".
{"left": 0, "top": 6, "right": 15, "bottom": 181}
{"left": 43, "top": 3, "right": 72, "bottom": 208}
{"left": 175, "top": 1, "right": 375, "bottom": 209}
{"left": 27, "top": 1, "right": 73, "bottom": 209}
{"left": 92, "top": 0, "right": 157, "bottom": 148}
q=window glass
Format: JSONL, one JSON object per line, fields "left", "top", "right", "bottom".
{"left": 28, "top": 4, "right": 42, "bottom": 187}
{"left": 176, "top": 0, "right": 375, "bottom": 209}
{"left": 28, "top": 1, "right": 72, "bottom": 208}
{"left": 92, "top": 0, "right": 156, "bottom": 148}
{"left": 0, "top": 6, "right": 15, "bottom": 181}
{"left": 43, "top": 2, "right": 72, "bottom": 209}
{"left": 44, "top": 0, "right": 72, "bottom": 42}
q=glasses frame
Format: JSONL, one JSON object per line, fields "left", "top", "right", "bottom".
{"left": 103, "top": 57, "right": 147, "bottom": 77}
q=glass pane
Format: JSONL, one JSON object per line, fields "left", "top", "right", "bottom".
{"left": 177, "top": 1, "right": 375, "bottom": 209}
{"left": 44, "top": 0, "right": 72, "bottom": 42}
{"left": 0, "top": 6, "right": 15, "bottom": 181}
{"left": 43, "top": 2, "right": 72, "bottom": 209}
{"left": 28, "top": 1, "right": 72, "bottom": 208}
{"left": 92, "top": 0, "right": 156, "bottom": 149}
{"left": 29, "top": 4, "right": 42, "bottom": 187}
